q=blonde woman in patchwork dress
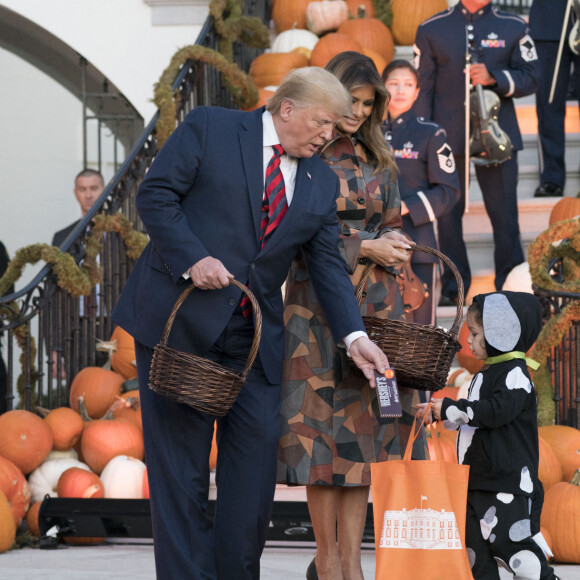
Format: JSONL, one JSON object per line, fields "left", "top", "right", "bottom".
{"left": 277, "top": 52, "right": 425, "bottom": 580}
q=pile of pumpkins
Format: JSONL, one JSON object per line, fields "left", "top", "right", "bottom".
{"left": 245, "top": 0, "right": 449, "bottom": 109}
{"left": 429, "top": 367, "right": 580, "bottom": 564}
{"left": 0, "top": 326, "right": 217, "bottom": 552}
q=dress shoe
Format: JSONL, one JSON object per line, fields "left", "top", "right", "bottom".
{"left": 438, "top": 294, "right": 458, "bottom": 307}
{"left": 306, "top": 558, "right": 319, "bottom": 580}
{"left": 534, "top": 182, "right": 564, "bottom": 198}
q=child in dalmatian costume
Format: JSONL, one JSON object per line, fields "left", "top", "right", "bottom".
{"left": 418, "top": 291, "right": 558, "bottom": 579}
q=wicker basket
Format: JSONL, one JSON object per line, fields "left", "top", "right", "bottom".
{"left": 148, "top": 279, "right": 262, "bottom": 416}
{"left": 355, "top": 245, "right": 464, "bottom": 392}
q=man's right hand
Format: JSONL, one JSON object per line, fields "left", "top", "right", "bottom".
{"left": 188, "top": 257, "right": 233, "bottom": 289}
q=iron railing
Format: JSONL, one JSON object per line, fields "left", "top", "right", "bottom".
{"left": 0, "top": 1, "right": 269, "bottom": 412}
{"left": 534, "top": 260, "right": 580, "bottom": 429}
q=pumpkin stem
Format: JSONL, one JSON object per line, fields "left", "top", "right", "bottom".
{"left": 357, "top": 5, "right": 366, "bottom": 18}
{"left": 35, "top": 406, "right": 50, "bottom": 418}
{"left": 77, "top": 396, "right": 93, "bottom": 422}
{"left": 571, "top": 469, "right": 580, "bottom": 486}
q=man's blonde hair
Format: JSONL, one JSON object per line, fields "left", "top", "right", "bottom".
{"left": 267, "top": 67, "right": 352, "bottom": 117}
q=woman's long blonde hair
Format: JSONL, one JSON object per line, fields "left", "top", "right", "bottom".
{"left": 325, "top": 51, "right": 396, "bottom": 174}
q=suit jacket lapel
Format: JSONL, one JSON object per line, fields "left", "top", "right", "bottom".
{"left": 239, "top": 108, "right": 265, "bottom": 246}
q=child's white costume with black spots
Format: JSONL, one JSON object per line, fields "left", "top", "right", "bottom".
{"left": 440, "top": 292, "right": 558, "bottom": 580}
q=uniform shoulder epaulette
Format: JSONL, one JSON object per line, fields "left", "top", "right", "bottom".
{"left": 491, "top": 6, "right": 526, "bottom": 26}
{"left": 417, "top": 6, "right": 453, "bottom": 27}
{"left": 416, "top": 117, "right": 440, "bottom": 130}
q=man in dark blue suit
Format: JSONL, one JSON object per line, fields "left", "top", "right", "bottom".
{"left": 112, "top": 67, "right": 389, "bottom": 580}
{"left": 530, "top": 0, "right": 580, "bottom": 198}
{"left": 414, "top": 0, "right": 539, "bottom": 303}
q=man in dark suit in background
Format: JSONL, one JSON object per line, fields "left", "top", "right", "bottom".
{"left": 52, "top": 168, "right": 104, "bottom": 260}
{"left": 112, "top": 67, "right": 390, "bottom": 580}
{"left": 530, "top": 0, "right": 580, "bottom": 198}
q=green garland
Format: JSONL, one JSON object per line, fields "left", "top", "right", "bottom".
{"left": 153, "top": 45, "right": 260, "bottom": 147}
{"left": 527, "top": 218, "right": 580, "bottom": 294}
{"left": 0, "top": 213, "right": 148, "bottom": 408}
{"left": 374, "top": 0, "right": 394, "bottom": 29}
{"left": 210, "top": 0, "right": 270, "bottom": 62}
{"left": 529, "top": 301, "right": 580, "bottom": 426}
{"left": 153, "top": 0, "right": 270, "bottom": 148}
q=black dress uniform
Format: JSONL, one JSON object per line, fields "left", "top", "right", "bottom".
{"left": 529, "top": 0, "right": 580, "bottom": 197}
{"left": 382, "top": 111, "right": 460, "bottom": 325}
{"left": 439, "top": 292, "right": 557, "bottom": 579}
{"left": 414, "top": 1, "right": 539, "bottom": 300}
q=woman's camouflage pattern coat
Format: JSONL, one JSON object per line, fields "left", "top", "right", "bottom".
{"left": 277, "top": 133, "right": 424, "bottom": 487}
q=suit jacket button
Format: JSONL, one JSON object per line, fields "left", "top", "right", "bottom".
{"left": 228, "top": 298, "right": 236, "bottom": 306}
{"left": 250, "top": 263, "right": 255, "bottom": 269}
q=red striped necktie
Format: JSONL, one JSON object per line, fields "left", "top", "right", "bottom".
{"left": 241, "top": 144, "right": 288, "bottom": 317}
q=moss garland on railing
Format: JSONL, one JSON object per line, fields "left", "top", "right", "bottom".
{"left": 210, "top": 0, "right": 270, "bottom": 63}
{"left": 153, "top": 0, "right": 270, "bottom": 147}
{"left": 0, "top": 214, "right": 148, "bottom": 408}
{"left": 374, "top": 0, "right": 394, "bottom": 28}
{"left": 153, "top": 45, "right": 260, "bottom": 147}
{"left": 529, "top": 301, "right": 580, "bottom": 426}
{"left": 527, "top": 218, "right": 580, "bottom": 294}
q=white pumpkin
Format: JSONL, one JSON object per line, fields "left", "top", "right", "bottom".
{"left": 271, "top": 27, "right": 319, "bottom": 53}
{"left": 502, "top": 262, "right": 533, "bottom": 294}
{"left": 100, "top": 455, "right": 146, "bottom": 499}
{"left": 45, "top": 449, "right": 78, "bottom": 462}
{"left": 28, "top": 458, "right": 92, "bottom": 503}
{"left": 306, "top": 0, "right": 349, "bottom": 35}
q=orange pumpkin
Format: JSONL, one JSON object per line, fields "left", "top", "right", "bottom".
{"left": 57, "top": 467, "right": 104, "bottom": 499}
{"left": 241, "top": 88, "right": 276, "bottom": 112}
{"left": 249, "top": 52, "right": 309, "bottom": 88}
{"left": 337, "top": 13, "right": 395, "bottom": 63}
{"left": 538, "top": 435, "right": 564, "bottom": 491}
{"left": 362, "top": 48, "right": 387, "bottom": 76}
{"left": 0, "top": 410, "right": 54, "bottom": 474}
{"left": 44, "top": 407, "right": 84, "bottom": 451}
{"left": 538, "top": 425, "right": 580, "bottom": 482}
{"left": 143, "top": 467, "right": 150, "bottom": 499}
{"left": 26, "top": 501, "right": 43, "bottom": 537}
{"left": 113, "top": 391, "right": 143, "bottom": 432}
{"left": 110, "top": 326, "right": 138, "bottom": 380}
{"left": 310, "top": 33, "right": 363, "bottom": 68}
{"left": 541, "top": 469, "right": 580, "bottom": 563}
{"left": 390, "top": 0, "right": 448, "bottom": 46}
{"left": 548, "top": 196, "right": 580, "bottom": 225}
{"left": 272, "top": 0, "right": 316, "bottom": 33}
{"left": 0, "top": 455, "right": 31, "bottom": 526}
{"left": 69, "top": 366, "right": 124, "bottom": 419}
{"left": 81, "top": 404, "right": 144, "bottom": 475}
{"left": 0, "top": 489, "right": 16, "bottom": 553}
{"left": 432, "top": 385, "right": 461, "bottom": 400}
{"left": 456, "top": 320, "right": 484, "bottom": 374}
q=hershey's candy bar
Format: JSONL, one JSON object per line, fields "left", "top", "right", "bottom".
{"left": 375, "top": 368, "right": 402, "bottom": 418}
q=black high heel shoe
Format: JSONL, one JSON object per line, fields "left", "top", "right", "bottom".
{"left": 306, "top": 558, "right": 319, "bottom": 580}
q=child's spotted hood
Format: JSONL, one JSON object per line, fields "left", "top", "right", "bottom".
{"left": 473, "top": 291, "right": 543, "bottom": 358}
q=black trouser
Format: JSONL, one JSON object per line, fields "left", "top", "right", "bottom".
{"left": 438, "top": 153, "right": 524, "bottom": 297}
{"left": 136, "top": 310, "right": 280, "bottom": 580}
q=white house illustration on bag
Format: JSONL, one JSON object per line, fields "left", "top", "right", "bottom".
{"left": 379, "top": 496, "right": 462, "bottom": 550}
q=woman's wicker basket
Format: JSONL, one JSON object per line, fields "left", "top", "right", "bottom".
{"left": 355, "top": 245, "right": 463, "bottom": 392}
{"left": 148, "top": 279, "right": 261, "bottom": 416}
